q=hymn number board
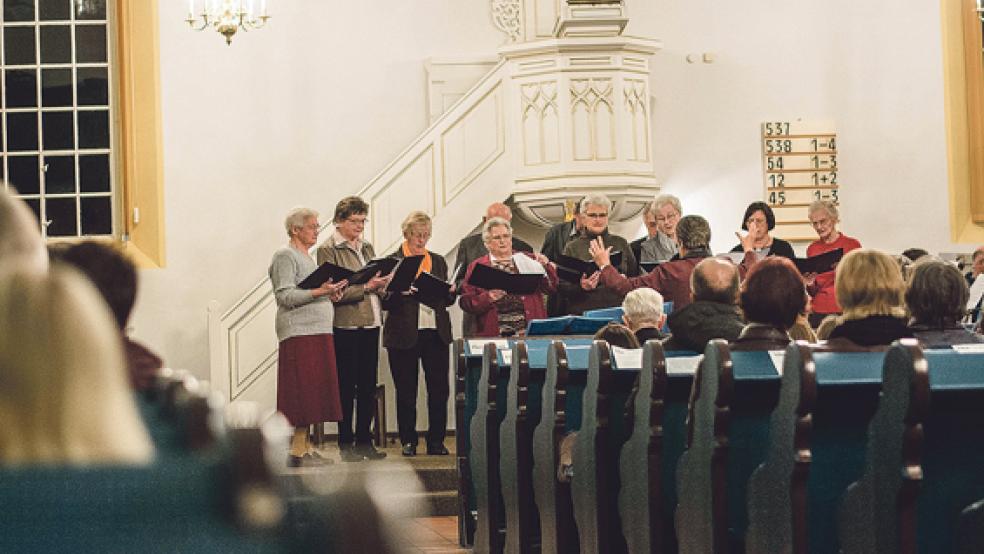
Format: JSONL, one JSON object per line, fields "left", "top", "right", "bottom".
{"left": 762, "top": 120, "right": 839, "bottom": 240}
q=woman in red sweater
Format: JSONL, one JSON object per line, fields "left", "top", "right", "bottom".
{"left": 805, "top": 200, "right": 861, "bottom": 327}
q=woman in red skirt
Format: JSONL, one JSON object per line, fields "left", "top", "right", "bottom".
{"left": 269, "top": 207, "right": 348, "bottom": 467}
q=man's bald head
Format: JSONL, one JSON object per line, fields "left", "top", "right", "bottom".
{"left": 690, "top": 257, "right": 740, "bottom": 305}
{"left": 484, "top": 202, "right": 512, "bottom": 222}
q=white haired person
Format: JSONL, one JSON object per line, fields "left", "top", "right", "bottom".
{"left": 805, "top": 200, "right": 861, "bottom": 327}
{"left": 630, "top": 194, "right": 682, "bottom": 265}
{"left": 0, "top": 185, "right": 47, "bottom": 273}
{"left": 459, "top": 217, "right": 559, "bottom": 337}
{"left": 621, "top": 287, "right": 667, "bottom": 344}
{"left": 269, "top": 207, "right": 347, "bottom": 467}
{"left": 0, "top": 266, "right": 154, "bottom": 465}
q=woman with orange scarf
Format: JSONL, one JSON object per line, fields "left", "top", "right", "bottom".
{"left": 382, "top": 211, "right": 456, "bottom": 456}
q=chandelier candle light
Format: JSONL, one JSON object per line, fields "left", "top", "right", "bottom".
{"left": 186, "top": 0, "right": 270, "bottom": 45}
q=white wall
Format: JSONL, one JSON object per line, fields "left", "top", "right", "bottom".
{"left": 133, "top": 0, "right": 962, "bottom": 382}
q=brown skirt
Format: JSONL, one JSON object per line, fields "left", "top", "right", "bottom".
{"left": 277, "top": 334, "right": 343, "bottom": 426}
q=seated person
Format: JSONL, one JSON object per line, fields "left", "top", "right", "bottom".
{"left": 559, "top": 193, "right": 639, "bottom": 314}
{"left": 731, "top": 257, "right": 807, "bottom": 351}
{"left": 630, "top": 194, "right": 681, "bottom": 265}
{"left": 589, "top": 215, "right": 758, "bottom": 310}
{"left": 459, "top": 217, "right": 558, "bottom": 337}
{"left": 902, "top": 248, "right": 930, "bottom": 263}
{"left": 621, "top": 287, "right": 667, "bottom": 343}
{"left": 906, "top": 259, "right": 984, "bottom": 348}
{"left": 729, "top": 201, "right": 795, "bottom": 259}
{"left": 593, "top": 322, "right": 641, "bottom": 349}
{"left": 0, "top": 266, "right": 154, "bottom": 465}
{"left": 826, "top": 249, "right": 912, "bottom": 348}
{"left": 663, "top": 258, "right": 744, "bottom": 352}
{"left": 49, "top": 242, "right": 163, "bottom": 391}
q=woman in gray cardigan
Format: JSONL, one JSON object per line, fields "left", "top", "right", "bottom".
{"left": 269, "top": 207, "right": 347, "bottom": 467}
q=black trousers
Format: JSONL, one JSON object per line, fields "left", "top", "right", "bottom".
{"left": 333, "top": 327, "right": 380, "bottom": 446}
{"left": 387, "top": 330, "right": 450, "bottom": 446}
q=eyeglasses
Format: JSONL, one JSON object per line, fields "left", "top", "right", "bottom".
{"left": 585, "top": 212, "right": 609, "bottom": 219}
{"left": 345, "top": 217, "right": 368, "bottom": 226}
{"left": 409, "top": 231, "right": 431, "bottom": 240}
{"left": 488, "top": 234, "right": 511, "bottom": 242}
{"left": 655, "top": 213, "right": 679, "bottom": 223}
{"left": 810, "top": 217, "right": 831, "bottom": 228}
{"left": 746, "top": 217, "right": 767, "bottom": 225}
{"left": 304, "top": 223, "right": 320, "bottom": 230}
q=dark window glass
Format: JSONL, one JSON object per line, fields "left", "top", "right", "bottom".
{"left": 3, "top": 0, "right": 35, "bottom": 22}
{"left": 43, "top": 154, "right": 74, "bottom": 193}
{"left": 75, "top": 25, "right": 106, "bottom": 63}
{"left": 7, "top": 112, "right": 39, "bottom": 151}
{"left": 76, "top": 67, "right": 107, "bottom": 105}
{"left": 39, "top": 0, "right": 69, "bottom": 20}
{"left": 23, "top": 197, "right": 41, "bottom": 228}
{"left": 77, "top": 110, "right": 108, "bottom": 148}
{"left": 5, "top": 69, "right": 37, "bottom": 108}
{"left": 79, "top": 153, "right": 109, "bottom": 192}
{"left": 80, "top": 196, "right": 110, "bottom": 235}
{"left": 45, "top": 196, "right": 76, "bottom": 236}
{"left": 8, "top": 155, "right": 39, "bottom": 194}
{"left": 4, "top": 26, "right": 37, "bottom": 65}
{"left": 40, "top": 25, "right": 71, "bottom": 64}
{"left": 75, "top": 0, "right": 105, "bottom": 20}
{"left": 41, "top": 68, "right": 72, "bottom": 106}
{"left": 42, "top": 111, "right": 73, "bottom": 150}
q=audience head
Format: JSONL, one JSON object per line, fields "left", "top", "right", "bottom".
{"left": 333, "top": 196, "right": 369, "bottom": 241}
{"left": 593, "top": 322, "right": 641, "bottom": 349}
{"left": 675, "top": 215, "right": 712, "bottom": 252}
{"left": 740, "top": 257, "right": 807, "bottom": 331}
{"left": 0, "top": 266, "right": 154, "bottom": 465}
{"left": 0, "top": 186, "right": 47, "bottom": 273}
{"left": 691, "top": 257, "right": 740, "bottom": 305}
{"left": 973, "top": 246, "right": 984, "bottom": 278}
{"left": 48, "top": 242, "right": 138, "bottom": 331}
{"left": 484, "top": 202, "right": 512, "bottom": 222}
{"left": 835, "top": 248, "right": 906, "bottom": 319}
{"left": 580, "top": 193, "right": 612, "bottom": 236}
{"left": 902, "top": 248, "right": 929, "bottom": 263}
{"left": 741, "top": 201, "right": 776, "bottom": 231}
{"left": 482, "top": 216, "right": 513, "bottom": 258}
{"left": 283, "top": 207, "right": 320, "bottom": 249}
{"left": 905, "top": 259, "right": 969, "bottom": 328}
{"left": 808, "top": 200, "right": 840, "bottom": 243}
{"left": 653, "top": 194, "right": 682, "bottom": 240}
{"left": 621, "top": 287, "right": 666, "bottom": 331}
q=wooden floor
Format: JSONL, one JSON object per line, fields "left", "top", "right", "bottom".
{"left": 402, "top": 516, "right": 468, "bottom": 553}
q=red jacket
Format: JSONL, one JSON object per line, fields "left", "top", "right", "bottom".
{"left": 807, "top": 234, "right": 861, "bottom": 314}
{"left": 459, "top": 253, "right": 558, "bottom": 337}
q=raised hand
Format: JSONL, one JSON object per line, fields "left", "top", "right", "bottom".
{"left": 588, "top": 236, "right": 612, "bottom": 268}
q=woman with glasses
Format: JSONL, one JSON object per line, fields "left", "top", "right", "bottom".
{"left": 459, "top": 217, "right": 558, "bottom": 337}
{"left": 804, "top": 200, "right": 861, "bottom": 327}
{"left": 728, "top": 201, "right": 795, "bottom": 259}
{"left": 270, "top": 207, "right": 347, "bottom": 467}
{"left": 630, "top": 194, "right": 682, "bottom": 265}
{"left": 316, "top": 196, "right": 391, "bottom": 462}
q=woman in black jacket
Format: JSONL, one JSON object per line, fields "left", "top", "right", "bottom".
{"left": 730, "top": 201, "right": 795, "bottom": 260}
{"left": 382, "top": 211, "right": 455, "bottom": 457}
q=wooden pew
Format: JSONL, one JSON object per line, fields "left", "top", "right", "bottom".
{"left": 533, "top": 341, "right": 579, "bottom": 554}
{"left": 454, "top": 338, "right": 475, "bottom": 546}
{"left": 617, "top": 340, "right": 669, "bottom": 554}
{"left": 838, "top": 343, "right": 984, "bottom": 553}
{"left": 471, "top": 342, "right": 506, "bottom": 553}
{"left": 499, "top": 341, "right": 540, "bottom": 554}
{"left": 745, "top": 344, "right": 886, "bottom": 553}
{"left": 674, "top": 341, "right": 784, "bottom": 553}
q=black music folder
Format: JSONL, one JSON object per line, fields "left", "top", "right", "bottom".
{"left": 385, "top": 255, "right": 425, "bottom": 293}
{"left": 556, "top": 251, "right": 623, "bottom": 283}
{"left": 412, "top": 271, "right": 453, "bottom": 309}
{"left": 297, "top": 262, "right": 352, "bottom": 290}
{"left": 347, "top": 257, "right": 400, "bottom": 285}
{"left": 793, "top": 248, "right": 844, "bottom": 274}
{"left": 466, "top": 263, "right": 544, "bottom": 295}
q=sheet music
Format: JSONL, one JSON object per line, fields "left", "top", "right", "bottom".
{"left": 768, "top": 350, "right": 785, "bottom": 375}
{"left": 468, "top": 339, "right": 509, "bottom": 355}
{"left": 499, "top": 349, "right": 513, "bottom": 365}
{"left": 952, "top": 343, "right": 984, "bottom": 354}
{"left": 611, "top": 346, "right": 643, "bottom": 369}
{"left": 967, "top": 275, "right": 984, "bottom": 312}
{"left": 666, "top": 355, "right": 702, "bottom": 375}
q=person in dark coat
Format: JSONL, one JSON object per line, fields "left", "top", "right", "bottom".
{"left": 906, "top": 259, "right": 984, "bottom": 348}
{"left": 731, "top": 257, "right": 808, "bottom": 351}
{"left": 826, "top": 249, "right": 912, "bottom": 348}
{"left": 621, "top": 287, "right": 668, "bottom": 344}
{"left": 383, "top": 212, "right": 455, "bottom": 457}
{"left": 662, "top": 257, "right": 745, "bottom": 352}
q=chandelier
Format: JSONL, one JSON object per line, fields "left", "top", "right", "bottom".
{"left": 186, "top": 0, "right": 271, "bottom": 45}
